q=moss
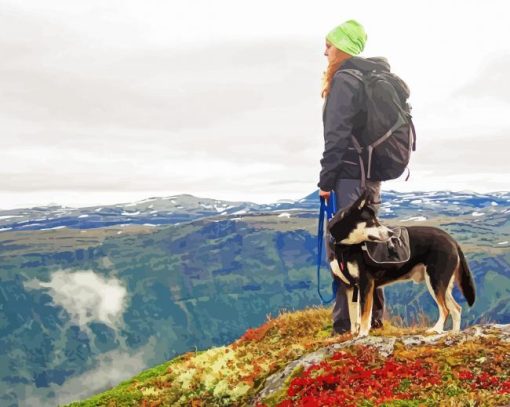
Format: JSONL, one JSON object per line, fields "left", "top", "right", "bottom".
{"left": 67, "top": 309, "right": 510, "bottom": 407}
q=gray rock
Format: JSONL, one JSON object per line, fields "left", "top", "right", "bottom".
{"left": 252, "top": 324, "right": 510, "bottom": 405}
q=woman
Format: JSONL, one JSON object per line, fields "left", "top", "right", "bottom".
{"left": 318, "top": 20, "right": 385, "bottom": 335}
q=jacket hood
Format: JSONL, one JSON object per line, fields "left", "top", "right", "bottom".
{"left": 339, "top": 56, "right": 410, "bottom": 100}
{"left": 340, "top": 56, "right": 391, "bottom": 73}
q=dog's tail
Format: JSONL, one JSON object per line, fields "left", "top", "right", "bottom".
{"left": 456, "top": 244, "right": 475, "bottom": 306}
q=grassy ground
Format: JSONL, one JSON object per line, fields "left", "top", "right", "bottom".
{"left": 63, "top": 307, "right": 510, "bottom": 407}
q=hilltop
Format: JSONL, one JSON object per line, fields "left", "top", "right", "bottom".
{"left": 65, "top": 307, "right": 510, "bottom": 407}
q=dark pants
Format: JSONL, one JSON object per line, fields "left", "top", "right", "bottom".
{"left": 331, "top": 178, "right": 385, "bottom": 333}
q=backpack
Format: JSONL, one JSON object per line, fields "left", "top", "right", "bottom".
{"left": 360, "top": 226, "right": 411, "bottom": 269}
{"left": 341, "top": 68, "right": 416, "bottom": 186}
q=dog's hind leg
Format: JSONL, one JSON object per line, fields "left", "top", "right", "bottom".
{"left": 424, "top": 269, "right": 450, "bottom": 334}
{"left": 446, "top": 269, "right": 462, "bottom": 332}
{"left": 425, "top": 252, "right": 461, "bottom": 334}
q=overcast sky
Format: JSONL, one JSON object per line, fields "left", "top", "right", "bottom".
{"left": 1, "top": 0, "right": 509, "bottom": 209}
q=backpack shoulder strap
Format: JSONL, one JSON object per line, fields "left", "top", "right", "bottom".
{"left": 336, "top": 68, "right": 364, "bottom": 83}
{"left": 410, "top": 118, "right": 417, "bottom": 151}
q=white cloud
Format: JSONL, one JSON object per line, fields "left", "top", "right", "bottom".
{"left": 454, "top": 54, "right": 510, "bottom": 103}
{"left": 20, "top": 340, "right": 156, "bottom": 407}
{"left": 1, "top": 0, "right": 509, "bottom": 209}
{"left": 24, "top": 270, "right": 128, "bottom": 330}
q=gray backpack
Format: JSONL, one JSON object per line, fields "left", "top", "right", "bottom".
{"left": 342, "top": 68, "right": 416, "bottom": 188}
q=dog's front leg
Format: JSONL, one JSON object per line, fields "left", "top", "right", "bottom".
{"left": 357, "top": 276, "right": 375, "bottom": 338}
{"left": 346, "top": 286, "right": 360, "bottom": 335}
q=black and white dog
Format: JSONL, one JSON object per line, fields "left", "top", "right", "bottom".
{"left": 328, "top": 190, "right": 476, "bottom": 338}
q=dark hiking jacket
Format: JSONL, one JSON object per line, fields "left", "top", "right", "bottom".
{"left": 317, "top": 56, "right": 391, "bottom": 191}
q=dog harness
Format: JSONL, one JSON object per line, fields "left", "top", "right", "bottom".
{"left": 334, "top": 226, "right": 411, "bottom": 304}
{"left": 334, "top": 244, "right": 360, "bottom": 302}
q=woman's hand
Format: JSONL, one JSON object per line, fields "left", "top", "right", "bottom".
{"left": 319, "top": 189, "right": 331, "bottom": 199}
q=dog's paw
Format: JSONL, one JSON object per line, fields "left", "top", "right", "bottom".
{"left": 357, "top": 331, "right": 369, "bottom": 339}
{"left": 426, "top": 327, "right": 444, "bottom": 334}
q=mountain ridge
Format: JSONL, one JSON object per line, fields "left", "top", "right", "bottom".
{"left": 1, "top": 189, "right": 509, "bottom": 232}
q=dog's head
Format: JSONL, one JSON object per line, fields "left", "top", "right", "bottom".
{"left": 328, "top": 190, "right": 394, "bottom": 245}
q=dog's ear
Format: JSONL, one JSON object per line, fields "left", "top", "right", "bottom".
{"left": 327, "top": 208, "right": 346, "bottom": 239}
{"left": 355, "top": 189, "right": 370, "bottom": 210}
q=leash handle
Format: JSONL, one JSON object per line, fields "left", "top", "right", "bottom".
{"left": 325, "top": 192, "right": 337, "bottom": 219}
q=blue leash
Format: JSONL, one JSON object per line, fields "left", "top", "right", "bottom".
{"left": 317, "top": 192, "right": 338, "bottom": 304}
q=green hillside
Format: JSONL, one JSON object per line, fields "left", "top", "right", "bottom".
{"left": 1, "top": 206, "right": 509, "bottom": 406}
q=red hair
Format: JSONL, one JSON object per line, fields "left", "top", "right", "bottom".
{"left": 321, "top": 47, "right": 353, "bottom": 99}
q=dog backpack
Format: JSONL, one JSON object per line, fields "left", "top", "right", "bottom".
{"left": 360, "top": 226, "right": 411, "bottom": 269}
{"left": 342, "top": 68, "right": 416, "bottom": 187}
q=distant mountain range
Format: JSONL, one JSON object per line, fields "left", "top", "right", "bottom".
{"left": 1, "top": 190, "right": 509, "bottom": 232}
{"left": 0, "top": 190, "right": 509, "bottom": 406}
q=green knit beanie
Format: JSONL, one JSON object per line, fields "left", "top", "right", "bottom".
{"left": 326, "top": 20, "right": 367, "bottom": 56}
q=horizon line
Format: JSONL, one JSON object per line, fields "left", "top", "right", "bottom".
{"left": 1, "top": 188, "right": 508, "bottom": 211}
